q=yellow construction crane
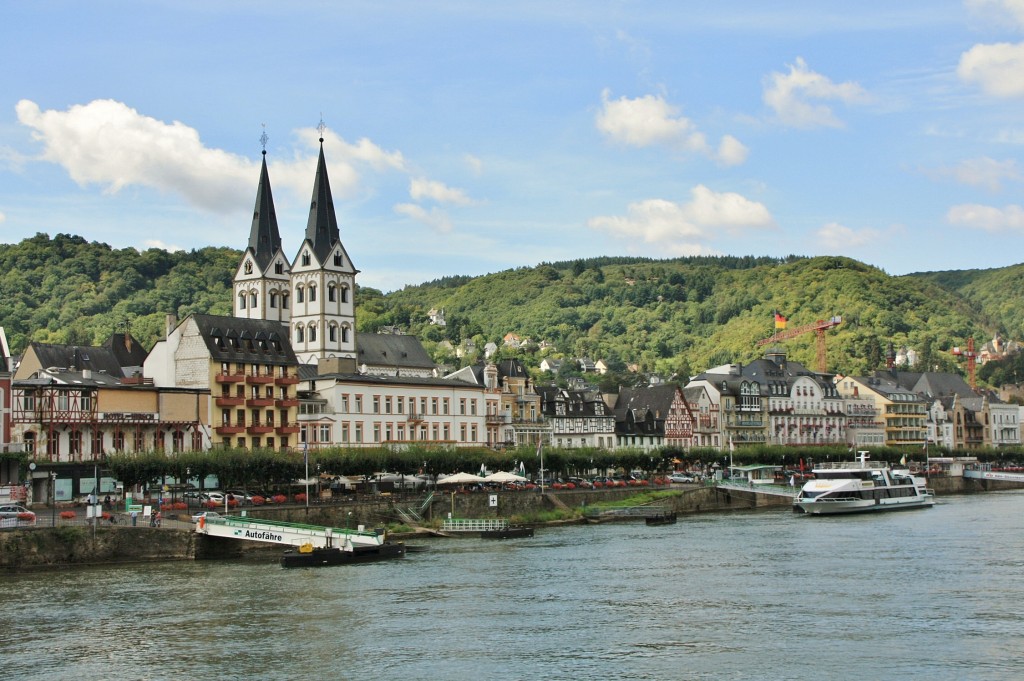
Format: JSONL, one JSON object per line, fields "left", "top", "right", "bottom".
{"left": 757, "top": 316, "right": 843, "bottom": 373}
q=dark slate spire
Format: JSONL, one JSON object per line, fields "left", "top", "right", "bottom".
{"left": 304, "top": 136, "right": 341, "bottom": 264}
{"left": 247, "top": 150, "right": 283, "bottom": 270}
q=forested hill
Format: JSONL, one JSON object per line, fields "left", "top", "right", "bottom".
{"left": 0, "top": 233, "right": 1019, "bottom": 382}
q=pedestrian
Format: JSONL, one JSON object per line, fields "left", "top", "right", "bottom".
{"left": 130, "top": 510, "right": 138, "bottom": 526}
{"left": 155, "top": 511, "right": 162, "bottom": 528}
{"left": 103, "top": 494, "right": 112, "bottom": 511}
{"left": 149, "top": 512, "right": 156, "bottom": 527}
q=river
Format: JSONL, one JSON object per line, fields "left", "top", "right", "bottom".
{"left": 2, "top": 491, "right": 1023, "bottom": 680}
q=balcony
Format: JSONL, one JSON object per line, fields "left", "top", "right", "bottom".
{"left": 247, "top": 423, "right": 276, "bottom": 434}
{"left": 407, "top": 412, "right": 425, "bottom": 423}
{"left": 246, "top": 398, "right": 276, "bottom": 407}
{"left": 215, "top": 396, "right": 246, "bottom": 407}
{"left": 277, "top": 423, "right": 300, "bottom": 434}
{"left": 277, "top": 398, "right": 299, "bottom": 408}
{"left": 486, "top": 414, "right": 509, "bottom": 425}
{"left": 215, "top": 424, "right": 246, "bottom": 435}
{"left": 276, "top": 374, "right": 300, "bottom": 385}
{"left": 215, "top": 372, "right": 245, "bottom": 384}
{"left": 246, "top": 374, "right": 276, "bottom": 385}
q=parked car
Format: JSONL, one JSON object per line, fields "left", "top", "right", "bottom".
{"left": 0, "top": 504, "right": 36, "bottom": 523}
{"left": 669, "top": 474, "right": 696, "bottom": 484}
{"left": 225, "top": 490, "right": 253, "bottom": 506}
{"left": 200, "top": 492, "right": 225, "bottom": 505}
{"left": 567, "top": 477, "right": 594, "bottom": 489}
{"left": 191, "top": 510, "right": 222, "bottom": 524}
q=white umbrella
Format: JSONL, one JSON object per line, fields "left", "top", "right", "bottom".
{"left": 436, "top": 472, "right": 486, "bottom": 485}
{"left": 484, "top": 471, "right": 529, "bottom": 483}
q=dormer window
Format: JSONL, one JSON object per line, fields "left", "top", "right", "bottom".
{"left": 274, "top": 261, "right": 284, "bottom": 274}
{"left": 334, "top": 253, "right": 342, "bottom": 266}
{"left": 301, "top": 251, "right": 311, "bottom": 267}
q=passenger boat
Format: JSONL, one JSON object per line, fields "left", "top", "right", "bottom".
{"left": 440, "top": 518, "right": 534, "bottom": 539}
{"left": 793, "top": 451, "right": 934, "bottom": 515}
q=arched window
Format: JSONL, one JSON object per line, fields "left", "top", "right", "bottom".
{"left": 341, "top": 325, "right": 349, "bottom": 343}
{"left": 308, "top": 284, "right": 317, "bottom": 302}
{"left": 249, "top": 292, "right": 257, "bottom": 308}
{"left": 308, "top": 324, "right": 317, "bottom": 342}
{"left": 328, "top": 285, "right": 336, "bottom": 302}
{"left": 329, "top": 324, "right": 337, "bottom": 342}
{"left": 296, "top": 326, "right": 304, "bottom": 343}
{"left": 296, "top": 285, "right": 304, "bottom": 303}
{"left": 340, "top": 286, "right": 349, "bottom": 303}
{"left": 301, "top": 252, "right": 311, "bottom": 266}
{"left": 281, "top": 292, "right": 290, "bottom": 309}
{"left": 269, "top": 291, "right": 278, "bottom": 309}
{"left": 238, "top": 292, "right": 247, "bottom": 310}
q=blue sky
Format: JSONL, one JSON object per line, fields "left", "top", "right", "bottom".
{"left": 2, "top": 1, "right": 1023, "bottom": 292}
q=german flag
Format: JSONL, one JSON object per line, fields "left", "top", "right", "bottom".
{"left": 774, "top": 312, "right": 787, "bottom": 329}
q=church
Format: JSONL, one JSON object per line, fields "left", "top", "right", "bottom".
{"left": 145, "top": 131, "right": 498, "bottom": 451}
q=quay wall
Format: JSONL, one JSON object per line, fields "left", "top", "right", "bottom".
{"left": 5, "top": 479, "right": 1022, "bottom": 570}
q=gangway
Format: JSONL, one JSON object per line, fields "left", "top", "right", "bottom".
{"left": 964, "top": 469, "right": 1024, "bottom": 483}
{"left": 194, "top": 515, "right": 385, "bottom": 550}
{"left": 716, "top": 480, "right": 798, "bottom": 498}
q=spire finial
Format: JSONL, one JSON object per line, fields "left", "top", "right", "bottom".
{"left": 317, "top": 114, "right": 326, "bottom": 143}
{"left": 259, "top": 123, "right": 268, "bottom": 156}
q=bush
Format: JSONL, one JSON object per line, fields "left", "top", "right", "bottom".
{"left": 294, "top": 493, "right": 307, "bottom": 503}
{"left": 272, "top": 494, "right": 287, "bottom": 504}
{"left": 252, "top": 496, "right": 265, "bottom": 506}
{"left": 59, "top": 511, "right": 76, "bottom": 520}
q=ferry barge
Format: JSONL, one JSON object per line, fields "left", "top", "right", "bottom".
{"left": 794, "top": 451, "right": 934, "bottom": 515}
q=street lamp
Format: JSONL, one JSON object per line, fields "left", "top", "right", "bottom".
{"left": 50, "top": 471, "right": 57, "bottom": 527}
{"left": 185, "top": 467, "right": 191, "bottom": 511}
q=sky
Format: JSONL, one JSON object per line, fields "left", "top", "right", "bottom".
{"left": 1, "top": 1, "right": 1024, "bottom": 292}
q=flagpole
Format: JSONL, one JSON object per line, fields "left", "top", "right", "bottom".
{"left": 537, "top": 439, "right": 545, "bottom": 494}
{"left": 304, "top": 440, "right": 310, "bottom": 509}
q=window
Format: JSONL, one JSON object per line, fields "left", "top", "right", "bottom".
{"left": 373, "top": 396, "right": 380, "bottom": 414}
{"left": 334, "top": 253, "right": 342, "bottom": 266}
{"left": 340, "top": 286, "right": 349, "bottom": 303}
{"left": 238, "top": 292, "right": 247, "bottom": 310}
{"left": 301, "top": 251, "right": 311, "bottom": 266}
{"left": 329, "top": 325, "right": 337, "bottom": 342}
{"left": 309, "top": 285, "right": 317, "bottom": 302}
{"left": 281, "top": 292, "right": 289, "bottom": 309}
{"left": 308, "top": 324, "right": 317, "bottom": 342}
{"left": 340, "top": 395, "right": 349, "bottom": 413}
{"left": 354, "top": 395, "right": 363, "bottom": 413}
{"left": 373, "top": 424, "right": 381, "bottom": 443}
{"left": 270, "top": 291, "right": 278, "bottom": 309}
{"left": 275, "top": 262, "right": 284, "bottom": 274}
{"left": 249, "top": 292, "right": 257, "bottom": 308}
{"left": 22, "top": 393, "right": 35, "bottom": 411}
{"left": 319, "top": 424, "right": 331, "bottom": 442}
{"left": 328, "top": 285, "right": 336, "bottom": 302}
{"left": 113, "top": 430, "right": 125, "bottom": 451}
{"left": 295, "top": 326, "right": 304, "bottom": 343}
{"left": 296, "top": 286, "right": 304, "bottom": 303}
{"left": 341, "top": 326, "right": 349, "bottom": 343}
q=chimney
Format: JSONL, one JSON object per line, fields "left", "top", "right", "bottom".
{"left": 165, "top": 313, "right": 178, "bottom": 338}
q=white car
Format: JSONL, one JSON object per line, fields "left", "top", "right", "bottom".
{"left": 200, "top": 492, "right": 225, "bottom": 504}
{"left": 191, "top": 511, "right": 222, "bottom": 524}
{"left": 669, "top": 474, "right": 696, "bottom": 484}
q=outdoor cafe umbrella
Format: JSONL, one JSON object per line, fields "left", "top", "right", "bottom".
{"left": 436, "top": 472, "right": 486, "bottom": 485}
{"left": 483, "top": 471, "right": 530, "bottom": 484}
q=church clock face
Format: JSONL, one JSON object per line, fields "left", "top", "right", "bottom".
{"left": 244, "top": 260, "right": 253, "bottom": 274}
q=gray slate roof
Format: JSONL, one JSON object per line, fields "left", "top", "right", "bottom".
{"left": 356, "top": 333, "right": 435, "bottom": 371}
{"left": 190, "top": 314, "right": 297, "bottom": 366}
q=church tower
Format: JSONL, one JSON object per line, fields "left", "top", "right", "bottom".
{"left": 289, "top": 132, "right": 358, "bottom": 368}
{"left": 233, "top": 142, "right": 291, "bottom": 323}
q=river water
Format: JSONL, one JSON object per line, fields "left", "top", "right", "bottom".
{"left": 3, "top": 491, "right": 1024, "bottom": 680}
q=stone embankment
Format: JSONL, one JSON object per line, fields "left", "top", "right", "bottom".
{"left": 2, "top": 477, "right": 1020, "bottom": 571}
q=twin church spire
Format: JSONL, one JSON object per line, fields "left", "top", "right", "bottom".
{"left": 233, "top": 125, "right": 358, "bottom": 368}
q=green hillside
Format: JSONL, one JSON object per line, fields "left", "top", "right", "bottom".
{"left": 0, "top": 233, "right": 1018, "bottom": 386}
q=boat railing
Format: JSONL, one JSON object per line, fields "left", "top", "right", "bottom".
{"left": 814, "top": 461, "right": 888, "bottom": 471}
{"left": 442, "top": 518, "right": 509, "bottom": 532}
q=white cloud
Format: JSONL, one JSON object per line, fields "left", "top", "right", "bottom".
{"left": 16, "top": 99, "right": 254, "bottom": 212}
{"left": 409, "top": 177, "right": 472, "bottom": 205}
{"left": 394, "top": 202, "right": 453, "bottom": 233}
{"left": 717, "top": 135, "right": 749, "bottom": 167}
{"left": 464, "top": 154, "right": 483, "bottom": 176}
{"left": 947, "top": 202, "right": 1024, "bottom": 231}
{"left": 595, "top": 90, "right": 746, "bottom": 165}
{"left": 0, "top": 211, "right": 6, "bottom": 223}
{"left": 14, "top": 98, "right": 410, "bottom": 213}
{"left": 142, "top": 239, "right": 184, "bottom": 252}
{"left": 815, "top": 222, "right": 881, "bottom": 250}
{"left": 588, "top": 185, "right": 773, "bottom": 252}
{"left": 965, "top": 0, "right": 1024, "bottom": 30}
{"left": 762, "top": 57, "right": 867, "bottom": 128}
{"left": 933, "top": 157, "right": 1021, "bottom": 191}
{"left": 958, "top": 42, "right": 1024, "bottom": 97}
